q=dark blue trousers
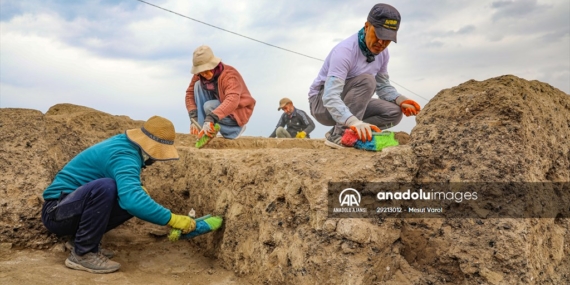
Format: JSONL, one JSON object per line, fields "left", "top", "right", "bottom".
{"left": 41, "top": 178, "right": 133, "bottom": 255}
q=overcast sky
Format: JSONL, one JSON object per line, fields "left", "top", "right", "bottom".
{"left": 1, "top": 0, "right": 569, "bottom": 138}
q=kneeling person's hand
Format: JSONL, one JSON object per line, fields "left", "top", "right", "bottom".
{"left": 200, "top": 122, "right": 216, "bottom": 138}
{"left": 190, "top": 117, "right": 201, "bottom": 135}
{"left": 396, "top": 96, "right": 421, "bottom": 117}
{"left": 346, "top": 116, "right": 380, "bottom": 142}
{"left": 168, "top": 213, "right": 196, "bottom": 234}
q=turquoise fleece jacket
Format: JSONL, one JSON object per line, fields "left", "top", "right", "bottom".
{"left": 43, "top": 133, "right": 171, "bottom": 225}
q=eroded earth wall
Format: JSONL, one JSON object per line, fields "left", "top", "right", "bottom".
{"left": 1, "top": 75, "right": 569, "bottom": 284}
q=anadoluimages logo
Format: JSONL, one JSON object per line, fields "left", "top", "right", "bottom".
{"left": 339, "top": 188, "right": 361, "bottom": 207}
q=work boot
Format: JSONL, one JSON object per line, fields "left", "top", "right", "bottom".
{"left": 65, "top": 250, "right": 121, "bottom": 274}
{"left": 65, "top": 240, "right": 114, "bottom": 259}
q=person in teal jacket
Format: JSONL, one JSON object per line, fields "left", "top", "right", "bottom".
{"left": 41, "top": 116, "right": 195, "bottom": 274}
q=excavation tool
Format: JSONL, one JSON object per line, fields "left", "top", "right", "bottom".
{"left": 168, "top": 214, "right": 223, "bottom": 242}
{"left": 190, "top": 117, "right": 201, "bottom": 135}
{"left": 195, "top": 123, "right": 220, "bottom": 148}
{"left": 340, "top": 130, "right": 399, "bottom": 151}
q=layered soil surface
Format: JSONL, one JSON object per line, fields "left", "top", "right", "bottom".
{"left": 1, "top": 75, "right": 569, "bottom": 284}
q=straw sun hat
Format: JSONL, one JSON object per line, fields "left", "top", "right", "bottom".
{"left": 191, "top": 45, "right": 221, "bottom": 74}
{"left": 126, "top": 116, "right": 179, "bottom": 161}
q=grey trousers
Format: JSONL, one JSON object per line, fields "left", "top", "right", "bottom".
{"left": 309, "top": 74, "right": 402, "bottom": 135}
{"left": 276, "top": 127, "right": 292, "bottom": 138}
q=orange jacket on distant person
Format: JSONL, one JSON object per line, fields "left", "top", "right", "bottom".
{"left": 185, "top": 64, "right": 256, "bottom": 127}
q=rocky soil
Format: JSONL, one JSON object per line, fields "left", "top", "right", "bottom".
{"left": 1, "top": 75, "right": 569, "bottom": 284}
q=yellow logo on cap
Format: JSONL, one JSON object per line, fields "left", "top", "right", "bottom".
{"left": 385, "top": 19, "right": 398, "bottom": 25}
{"left": 383, "top": 19, "right": 398, "bottom": 30}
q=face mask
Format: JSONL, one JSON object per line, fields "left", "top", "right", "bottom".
{"left": 142, "top": 152, "right": 156, "bottom": 168}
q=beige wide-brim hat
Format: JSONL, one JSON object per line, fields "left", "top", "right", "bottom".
{"left": 191, "top": 45, "right": 222, "bottom": 74}
{"left": 126, "top": 116, "right": 179, "bottom": 161}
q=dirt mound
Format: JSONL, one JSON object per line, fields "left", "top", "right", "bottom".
{"left": 412, "top": 75, "right": 570, "bottom": 182}
{"left": 1, "top": 75, "right": 568, "bottom": 284}
{"left": 404, "top": 75, "right": 570, "bottom": 284}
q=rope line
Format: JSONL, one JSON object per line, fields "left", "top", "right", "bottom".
{"left": 135, "top": 0, "right": 429, "bottom": 102}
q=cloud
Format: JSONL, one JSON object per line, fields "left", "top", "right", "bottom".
{"left": 424, "top": 41, "right": 445, "bottom": 48}
{"left": 539, "top": 29, "right": 570, "bottom": 42}
{"left": 490, "top": 0, "right": 547, "bottom": 20}
{"left": 456, "top": 25, "right": 476, "bottom": 35}
{"left": 488, "top": 0, "right": 568, "bottom": 42}
{"left": 1, "top": 0, "right": 569, "bottom": 140}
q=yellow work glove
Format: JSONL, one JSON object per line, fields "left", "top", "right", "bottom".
{"left": 295, "top": 131, "right": 307, "bottom": 139}
{"left": 167, "top": 213, "right": 196, "bottom": 234}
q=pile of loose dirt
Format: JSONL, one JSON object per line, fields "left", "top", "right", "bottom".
{"left": 412, "top": 75, "right": 570, "bottom": 182}
{"left": 1, "top": 75, "right": 568, "bottom": 285}
{"left": 404, "top": 75, "right": 570, "bottom": 284}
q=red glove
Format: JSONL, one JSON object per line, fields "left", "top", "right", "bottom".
{"left": 400, "top": 100, "right": 421, "bottom": 117}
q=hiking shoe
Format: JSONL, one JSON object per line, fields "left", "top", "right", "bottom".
{"left": 65, "top": 251, "right": 121, "bottom": 274}
{"left": 66, "top": 240, "right": 114, "bottom": 259}
{"left": 324, "top": 127, "right": 335, "bottom": 140}
{"left": 324, "top": 132, "right": 345, "bottom": 149}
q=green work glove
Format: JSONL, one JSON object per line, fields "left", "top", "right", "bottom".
{"left": 167, "top": 213, "right": 196, "bottom": 234}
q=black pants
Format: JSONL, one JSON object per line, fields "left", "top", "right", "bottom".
{"left": 41, "top": 178, "right": 133, "bottom": 255}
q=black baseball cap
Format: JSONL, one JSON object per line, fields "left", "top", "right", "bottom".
{"left": 367, "top": 4, "right": 401, "bottom": 43}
